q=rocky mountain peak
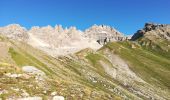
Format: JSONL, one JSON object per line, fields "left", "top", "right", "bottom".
{"left": 0, "top": 24, "right": 28, "bottom": 40}
{"left": 131, "top": 23, "right": 170, "bottom": 41}
{"left": 85, "top": 25, "right": 126, "bottom": 45}
{"left": 30, "top": 26, "right": 40, "bottom": 31}
{"left": 86, "top": 24, "right": 119, "bottom": 33}
{"left": 55, "top": 25, "right": 64, "bottom": 33}
{"left": 144, "top": 23, "right": 168, "bottom": 32}
{"left": 1, "top": 24, "right": 27, "bottom": 32}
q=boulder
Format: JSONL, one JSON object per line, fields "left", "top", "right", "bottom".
{"left": 22, "top": 66, "right": 45, "bottom": 76}
{"left": 52, "top": 96, "right": 64, "bottom": 100}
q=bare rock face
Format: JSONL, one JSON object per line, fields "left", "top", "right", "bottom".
{"left": 52, "top": 96, "right": 64, "bottom": 100}
{"left": 0, "top": 24, "right": 126, "bottom": 56}
{"left": 27, "top": 25, "right": 101, "bottom": 56}
{"left": 28, "top": 25, "right": 83, "bottom": 48}
{"left": 84, "top": 25, "right": 126, "bottom": 45}
{"left": 0, "top": 24, "right": 29, "bottom": 41}
{"left": 131, "top": 23, "right": 170, "bottom": 41}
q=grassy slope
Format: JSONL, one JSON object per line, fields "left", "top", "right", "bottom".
{"left": 102, "top": 41, "right": 170, "bottom": 90}
{"left": 1, "top": 34, "right": 170, "bottom": 99}
{"left": 1, "top": 39, "right": 128, "bottom": 99}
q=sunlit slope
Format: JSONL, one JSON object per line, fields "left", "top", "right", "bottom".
{"left": 0, "top": 34, "right": 170, "bottom": 100}
{"left": 0, "top": 36, "right": 139, "bottom": 99}
{"left": 99, "top": 41, "right": 170, "bottom": 99}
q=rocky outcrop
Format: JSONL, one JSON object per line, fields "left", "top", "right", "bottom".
{"left": 0, "top": 24, "right": 29, "bottom": 41}
{"left": 131, "top": 23, "right": 170, "bottom": 41}
{"left": 52, "top": 96, "right": 64, "bottom": 100}
{"left": 22, "top": 66, "right": 45, "bottom": 76}
{"left": 27, "top": 25, "right": 101, "bottom": 56}
{"left": 84, "top": 25, "right": 126, "bottom": 45}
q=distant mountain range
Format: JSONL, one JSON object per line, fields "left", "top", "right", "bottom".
{"left": 0, "top": 23, "right": 170, "bottom": 100}
{"left": 0, "top": 24, "right": 127, "bottom": 56}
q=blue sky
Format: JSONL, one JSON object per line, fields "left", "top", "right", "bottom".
{"left": 0, "top": 0, "right": 170, "bottom": 34}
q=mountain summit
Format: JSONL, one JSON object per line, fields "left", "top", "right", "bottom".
{"left": 131, "top": 23, "right": 170, "bottom": 41}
